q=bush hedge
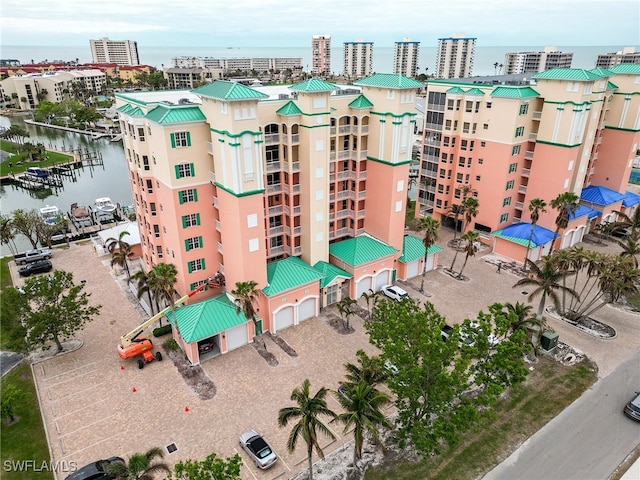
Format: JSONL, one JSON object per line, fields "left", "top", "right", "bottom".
{"left": 153, "top": 324, "right": 172, "bottom": 337}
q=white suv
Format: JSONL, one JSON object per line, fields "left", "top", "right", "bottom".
{"left": 381, "top": 285, "right": 409, "bottom": 302}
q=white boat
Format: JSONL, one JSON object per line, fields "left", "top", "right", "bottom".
{"left": 94, "top": 197, "right": 117, "bottom": 214}
{"left": 26, "top": 167, "right": 49, "bottom": 179}
{"left": 39, "top": 205, "right": 61, "bottom": 225}
{"left": 70, "top": 203, "right": 92, "bottom": 225}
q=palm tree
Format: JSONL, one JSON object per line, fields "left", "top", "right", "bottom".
{"left": 524, "top": 198, "right": 547, "bottom": 270}
{"left": 549, "top": 192, "right": 580, "bottom": 254}
{"left": 343, "top": 350, "right": 387, "bottom": 387}
{"left": 503, "top": 301, "right": 541, "bottom": 340}
{"left": 550, "top": 248, "right": 575, "bottom": 312}
{"left": 416, "top": 216, "right": 440, "bottom": 293}
{"left": 148, "top": 263, "right": 179, "bottom": 329}
{"left": 457, "top": 231, "right": 480, "bottom": 279}
{"left": 614, "top": 231, "right": 640, "bottom": 267}
{"left": 107, "top": 447, "right": 170, "bottom": 480}
{"left": 514, "top": 257, "right": 578, "bottom": 322}
{"left": 278, "top": 379, "right": 338, "bottom": 480}
{"left": 449, "top": 204, "right": 464, "bottom": 241}
{"left": 107, "top": 231, "right": 132, "bottom": 280}
{"left": 131, "top": 268, "right": 157, "bottom": 316}
{"left": 361, "top": 289, "right": 381, "bottom": 321}
{"left": 608, "top": 208, "right": 640, "bottom": 234}
{"left": 336, "top": 296, "right": 357, "bottom": 329}
{"left": 231, "top": 281, "right": 260, "bottom": 329}
{"left": 461, "top": 196, "right": 479, "bottom": 234}
{"left": 336, "top": 381, "right": 392, "bottom": 463}
{"left": 493, "top": 62, "right": 500, "bottom": 75}
{"left": 0, "top": 214, "right": 18, "bottom": 255}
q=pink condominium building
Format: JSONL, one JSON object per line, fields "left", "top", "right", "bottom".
{"left": 416, "top": 65, "right": 640, "bottom": 262}
{"left": 115, "top": 74, "right": 444, "bottom": 364}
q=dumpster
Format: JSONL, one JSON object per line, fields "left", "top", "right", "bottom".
{"left": 540, "top": 331, "right": 559, "bottom": 351}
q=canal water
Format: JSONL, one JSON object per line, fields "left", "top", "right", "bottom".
{"left": 0, "top": 115, "right": 133, "bottom": 255}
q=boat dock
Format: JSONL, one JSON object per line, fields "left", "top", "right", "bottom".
{"left": 52, "top": 204, "right": 131, "bottom": 244}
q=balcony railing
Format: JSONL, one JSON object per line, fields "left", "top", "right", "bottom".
{"left": 267, "top": 183, "right": 282, "bottom": 193}
{"left": 338, "top": 151, "right": 351, "bottom": 160}
{"left": 217, "top": 242, "right": 223, "bottom": 254}
{"left": 515, "top": 201, "right": 524, "bottom": 210}
{"left": 268, "top": 205, "right": 283, "bottom": 215}
{"left": 529, "top": 133, "right": 538, "bottom": 142}
{"left": 524, "top": 150, "right": 534, "bottom": 160}
{"left": 210, "top": 171, "right": 216, "bottom": 184}
{"left": 264, "top": 133, "right": 279, "bottom": 144}
{"left": 360, "top": 125, "right": 369, "bottom": 134}
{"left": 266, "top": 161, "right": 281, "bottom": 173}
{"left": 268, "top": 246, "right": 285, "bottom": 256}
{"left": 521, "top": 168, "right": 530, "bottom": 177}
{"left": 291, "top": 162, "right": 300, "bottom": 172}
{"left": 518, "top": 185, "right": 527, "bottom": 194}
{"left": 337, "top": 170, "right": 351, "bottom": 180}
{"left": 532, "top": 111, "right": 542, "bottom": 120}
{"left": 215, "top": 220, "right": 221, "bottom": 231}
{"left": 330, "top": 127, "right": 336, "bottom": 135}
{"left": 268, "top": 226, "right": 284, "bottom": 236}
{"left": 358, "top": 190, "right": 366, "bottom": 199}
{"left": 207, "top": 142, "right": 214, "bottom": 154}
{"left": 356, "top": 209, "right": 366, "bottom": 219}
{"left": 336, "top": 190, "right": 350, "bottom": 200}
{"left": 213, "top": 196, "right": 219, "bottom": 208}
{"left": 339, "top": 125, "right": 351, "bottom": 134}
{"left": 358, "top": 170, "right": 367, "bottom": 179}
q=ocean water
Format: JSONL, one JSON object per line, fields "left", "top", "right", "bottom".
{"left": 2, "top": 44, "right": 636, "bottom": 77}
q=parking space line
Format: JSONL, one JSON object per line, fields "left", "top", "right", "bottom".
{"left": 40, "top": 362, "right": 96, "bottom": 382}
{"left": 58, "top": 435, "right": 117, "bottom": 461}
{"left": 278, "top": 454, "right": 291, "bottom": 471}
{"left": 52, "top": 397, "right": 109, "bottom": 419}
{"left": 233, "top": 447, "right": 258, "bottom": 480}
{"left": 44, "top": 367, "right": 101, "bottom": 388}
{"left": 58, "top": 414, "right": 116, "bottom": 438}
{"left": 48, "top": 381, "right": 105, "bottom": 402}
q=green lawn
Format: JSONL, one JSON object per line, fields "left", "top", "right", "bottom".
{"left": 365, "top": 357, "right": 598, "bottom": 480}
{"left": 0, "top": 140, "right": 74, "bottom": 177}
{"left": 1, "top": 364, "right": 53, "bottom": 480}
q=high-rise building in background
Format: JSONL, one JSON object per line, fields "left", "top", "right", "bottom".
{"left": 416, "top": 65, "right": 640, "bottom": 263}
{"left": 311, "top": 35, "right": 331, "bottom": 75}
{"left": 503, "top": 47, "right": 573, "bottom": 75}
{"left": 343, "top": 40, "right": 373, "bottom": 79}
{"left": 595, "top": 47, "right": 640, "bottom": 68}
{"left": 436, "top": 35, "right": 476, "bottom": 79}
{"left": 393, "top": 38, "right": 420, "bottom": 77}
{"left": 90, "top": 37, "right": 140, "bottom": 66}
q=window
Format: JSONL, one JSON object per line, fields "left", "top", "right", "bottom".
{"left": 508, "top": 162, "right": 518, "bottom": 173}
{"left": 505, "top": 180, "right": 515, "bottom": 190}
{"left": 519, "top": 103, "right": 529, "bottom": 115}
{"left": 456, "top": 173, "right": 463, "bottom": 183}
{"left": 439, "top": 168, "right": 446, "bottom": 179}
{"left": 454, "top": 188, "right": 461, "bottom": 199}
{"left": 153, "top": 225, "right": 160, "bottom": 238}
{"left": 171, "top": 131, "right": 191, "bottom": 148}
{"left": 142, "top": 155, "right": 149, "bottom": 170}
{"left": 462, "top": 122, "right": 470, "bottom": 133}
{"left": 465, "top": 101, "right": 472, "bottom": 113}
{"left": 137, "top": 127, "right": 145, "bottom": 141}
{"left": 483, "top": 123, "right": 489, "bottom": 130}
{"left": 156, "top": 245, "right": 163, "bottom": 258}
{"left": 443, "top": 136, "right": 450, "bottom": 147}
{"left": 480, "top": 141, "right": 486, "bottom": 147}
{"left": 503, "top": 197, "right": 512, "bottom": 207}
{"left": 146, "top": 179, "right": 153, "bottom": 193}
{"left": 445, "top": 119, "right": 452, "bottom": 130}
{"left": 185, "top": 236, "right": 203, "bottom": 251}
{"left": 475, "top": 175, "right": 481, "bottom": 181}
{"left": 175, "top": 163, "right": 194, "bottom": 178}
{"left": 499, "top": 213, "right": 509, "bottom": 223}
{"left": 181, "top": 213, "right": 201, "bottom": 228}
{"left": 447, "top": 99, "right": 454, "bottom": 110}
{"left": 478, "top": 158, "right": 484, "bottom": 165}
{"left": 458, "top": 156, "right": 466, "bottom": 167}
{"left": 441, "top": 153, "right": 448, "bottom": 162}
{"left": 461, "top": 140, "right": 468, "bottom": 151}
{"left": 512, "top": 145, "right": 521, "bottom": 155}
{"left": 150, "top": 202, "right": 157, "bottom": 216}
{"left": 515, "top": 126, "right": 525, "bottom": 137}
{"left": 486, "top": 102, "right": 492, "bottom": 109}
{"left": 187, "top": 258, "right": 205, "bottom": 273}
{"left": 178, "top": 189, "right": 198, "bottom": 204}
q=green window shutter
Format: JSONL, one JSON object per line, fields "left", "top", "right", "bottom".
{"left": 185, "top": 239, "right": 190, "bottom": 251}
{"left": 181, "top": 216, "right": 187, "bottom": 228}
{"left": 201, "top": 258, "right": 206, "bottom": 270}
{"left": 170, "top": 133, "right": 176, "bottom": 148}
{"left": 174, "top": 165, "right": 180, "bottom": 178}
{"left": 196, "top": 213, "right": 201, "bottom": 225}
{"left": 178, "top": 191, "right": 184, "bottom": 204}
{"left": 189, "top": 282, "right": 195, "bottom": 291}
{"left": 186, "top": 131, "right": 191, "bottom": 146}
{"left": 187, "top": 261, "right": 193, "bottom": 273}
{"left": 189, "top": 163, "right": 195, "bottom": 176}
{"left": 193, "top": 189, "right": 198, "bottom": 202}
{"left": 198, "top": 236, "right": 203, "bottom": 248}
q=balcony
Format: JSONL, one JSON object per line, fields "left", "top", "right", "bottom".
{"left": 358, "top": 170, "right": 367, "bottom": 180}
{"left": 268, "top": 246, "right": 285, "bottom": 257}
{"left": 336, "top": 190, "right": 350, "bottom": 200}
{"left": 330, "top": 127, "right": 336, "bottom": 135}
{"left": 360, "top": 125, "right": 369, "bottom": 134}
{"left": 337, "top": 150, "right": 351, "bottom": 160}
{"left": 266, "top": 161, "right": 281, "bottom": 173}
{"left": 356, "top": 209, "right": 366, "bottom": 219}
{"left": 521, "top": 168, "right": 530, "bottom": 177}
{"left": 329, "top": 152, "right": 336, "bottom": 161}
{"left": 532, "top": 111, "right": 542, "bottom": 120}
{"left": 207, "top": 142, "right": 214, "bottom": 154}
{"left": 524, "top": 150, "right": 534, "bottom": 160}
{"left": 518, "top": 185, "right": 527, "bottom": 194}
{"left": 290, "top": 162, "right": 300, "bottom": 172}
{"left": 215, "top": 219, "right": 221, "bottom": 231}
{"left": 268, "top": 225, "right": 284, "bottom": 236}
{"left": 267, "top": 183, "right": 282, "bottom": 194}
{"left": 268, "top": 205, "right": 283, "bottom": 215}
{"left": 515, "top": 201, "right": 524, "bottom": 210}
{"left": 284, "top": 205, "right": 301, "bottom": 215}
{"left": 358, "top": 190, "right": 366, "bottom": 199}
{"left": 213, "top": 196, "right": 219, "bottom": 208}
{"left": 264, "top": 133, "right": 279, "bottom": 145}
{"left": 217, "top": 242, "right": 223, "bottom": 254}
{"left": 529, "top": 133, "right": 538, "bottom": 142}
{"left": 337, "top": 170, "right": 351, "bottom": 180}
{"left": 338, "top": 125, "right": 351, "bottom": 134}
{"left": 210, "top": 171, "right": 216, "bottom": 184}
{"left": 359, "top": 150, "right": 368, "bottom": 160}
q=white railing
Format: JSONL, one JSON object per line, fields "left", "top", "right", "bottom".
{"left": 330, "top": 152, "right": 336, "bottom": 161}
{"left": 294, "top": 246, "right": 302, "bottom": 255}
{"left": 213, "top": 196, "right": 219, "bottom": 208}
{"left": 518, "top": 185, "right": 527, "bottom": 194}
{"left": 292, "top": 184, "right": 300, "bottom": 193}
{"left": 293, "top": 226, "right": 301, "bottom": 235}
{"left": 524, "top": 151, "right": 534, "bottom": 160}
{"left": 529, "top": 133, "right": 538, "bottom": 141}
{"left": 515, "top": 201, "right": 524, "bottom": 210}
{"left": 293, "top": 206, "right": 301, "bottom": 215}
{"left": 359, "top": 150, "right": 368, "bottom": 159}
{"left": 291, "top": 134, "right": 299, "bottom": 143}
{"left": 333, "top": 227, "right": 349, "bottom": 238}
{"left": 360, "top": 125, "right": 369, "bottom": 134}
{"left": 291, "top": 163, "right": 300, "bottom": 172}
{"left": 336, "top": 190, "right": 350, "bottom": 199}
{"left": 207, "top": 142, "right": 214, "bottom": 154}
{"left": 268, "top": 206, "right": 283, "bottom": 215}
{"left": 217, "top": 242, "right": 223, "bottom": 253}
{"left": 215, "top": 220, "right": 221, "bottom": 231}
{"left": 358, "top": 190, "right": 366, "bottom": 198}
{"left": 264, "top": 133, "right": 279, "bottom": 144}
{"left": 336, "top": 209, "right": 350, "bottom": 219}
{"left": 358, "top": 170, "right": 367, "bottom": 179}
{"left": 521, "top": 168, "right": 530, "bottom": 177}
{"left": 269, "top": 226, "right": 284, "bottom": 235}
{"left": 330, "top": 127, "right": 336, "bottom": 135}
{"left": 532, "top": 111, "right": 542, "bottom": 120}
{"left": 357, "top": 210, "right": 366, "bottom": 218}
{"left": 266, "top": 161, "right": 281, "bottom": 172}
{"left": 337, "top": 171, "right": 351, "bottom": 180}
{"left": 339, "top": 125, "right": 351, "bottom": 134}
{"left": 210, "top": 171, "right": 216, "bottom": 183}
{"left": 268, "top": 246, "right": 285, "bottom": 256}
{"left": 338, "top": 151, "right": 351, "bottom": 160}
{"left": 267, "top": 183, "right": 282, "bottom": 193}
{"left": 355, "top": 228, "right": 365, "bottom": 235}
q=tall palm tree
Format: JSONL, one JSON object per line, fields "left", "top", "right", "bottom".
{"left": 361, "top": 289, "right": 381, "bottom": 321}
{"left": 613, "top": 231, "right": 640, "bottom": 267}
{"left": 107, "top": 230, "right": 132, "bottom": 280}
{"left": 503, "top": 301, "right": 541, "bottom": 339}
{"left": 416, "top": 216, "right": 440, "bottom": 293}
{"left": 514, "top": 257, "right": 578, "bottom": 321}
{"left": 131, "top": 268, "right": 157, "bottom": 316}
{"left": 148, "top": 263, "right": 179, "bottom": 331}
{"left": 457, "top": 231, "right": 480, "bottom": 279}
{"left": 336, "top": 381, "right": 392, "bottom": 463}
{"left": 107, "top": 447, "right": 170, "bottom": 480}
{"left": 549, "top": 192, "right": 580, "bottom": 254}
{"left": 343, "top": 350, "right": 387, "bottom": 387}
{"left": 609, "top": 208, "right": 640, "bottom": 233}
{"left": 336, "top": 296, "right": 357, "bottom": 329}
{"left": 0, "top": 214, "right": 18, "bottom": 255}
{"left": 449, "top": 204, "right": 464, "bottom": 241}
{"left": 278, "top": 379, "right": 338, "bottom": 480}
{"left": 231, "top": 281, "right": 260, "bottom": 329}
{"left": 524, "top": 198, "right": 547, "bottom": 270}
{"left": 550, "top": 248, "right": 575, "bottom": 312}
{"left": 461, "top": 196, "right": 479, "bottom": 234}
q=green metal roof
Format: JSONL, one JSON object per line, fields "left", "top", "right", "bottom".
{"left": 491, "top": 86, "right": 540, "bottom": 98}
{"left": 398, "top": 234, "right": 443, "bottom": 263}
{"left": 533, "top": 68, "right": 602, "bottom": 81}
{"left": 276, "top": 100, "right": 302, "bottom": 116}
{"left": 348, "top": 94, "right": 374, "bottom": 109}
{"left": 465, "top": 88, "right": 485, "bottom": 96}
{"left": 262, "top": 256, "right": 324, "bottom": 296}
{"left": 169, "top": 294, "right": 248, "bottom": 343}
{"left": 589, "top": 67, "right": 615, "bottom": 77}
{"left": 289, "top": 78, "right": 338, "bottom": 92}
{"left": 312, "top": 261, "right": 352, "bottom": 288}
{"left": 146, "top": 104, "right": 206, "bottom": 124}
{"left": 192, "top": 81, "right": 268, "bottom": 101}
{"left": 607, "top": 81, "right": 618, "bottom": 90}
{"left": 354, "top": 73, "right": 424, "bottom": 89}
{"left": 129, "top": 106, "right": 144, "bottom": 116}
{"left": 446, "top": 86, "right": 465, "bottom": 94}
{"left": 609, "top": 64, "right": 640, "bottom": 74}
{"left": 329, "top": 234, "right": 398, "bottom": 266}
{"left": 117, "top": 104, "right": 133, "bottom": 114}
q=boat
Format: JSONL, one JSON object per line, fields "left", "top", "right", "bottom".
{"left": 26, "top": 167, "right": 49, "bottom": 180}
{"left": 94, "top": 197, "right": 117, "bottom": 214}
{"left": 70, "top": 202, "right": 92, "bottom": 225}
{"left": 39, "top": 205, "right": 61, "bottom": 225}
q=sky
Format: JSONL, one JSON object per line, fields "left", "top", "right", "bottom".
{"left": 1, "top": 0, "right": 639, "bottom": 48}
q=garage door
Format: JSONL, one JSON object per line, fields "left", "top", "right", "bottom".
{"left": 406, "top": 260, "right": 420, "bottom": 279}
{"left": 298, "top": 298, "right": 316, "bottom": 322}
{"left": 374, "top": 271, "right": 390, "bottom": 291}
{"left": 275, "top": 306, "right": 294, "bottom": 332}
{"left": 356, "top": 277, "right": 372, "bottom": 298}
{"left": 226, "top": 323, "right": 248, "bottom": 351}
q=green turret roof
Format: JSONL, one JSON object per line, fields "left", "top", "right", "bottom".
{"left": 192, "top": 81, "right": 268, "bottom": 101}
{"left": 533, "top": 68, "right": 602, "bottom": 81}
{"left": 146, "top": 104, "right": 206, "bottom": 124}
{"left": 262, "top": 257, "right": 323, "bottom": 296}
{"left": 117, "top": 104, "right": 133, "bottom": 114}
{"left": 446, "top": 86, "right": 465, "bottom": 94}
{"left": 276, "top": 101, "right": 302, "bottom": 116}
{"left": 348, "top": 94, "right": 374, "bottom": 109}
{"left": 312, "top": 261, "right": 352, "bottom": 288}
{"left": 491, "top": 86, "right": 540, "bottom": 98}
{"left": 354, "top": 73, "right": 424, "bottom": 89}
{"left": 398, "top": 234, "right": 443, "bottom": 263}
{"left": 289, "top": 78, "right": 338, "bottom": 92}
{"left": 589, "top": 67, "right": 615, "bottom": 77}
{"left": 329, "top": 234, "right": 398, "bottom": 266}
{"left": 465, "top": 88, "right": 485, "bottom": 96}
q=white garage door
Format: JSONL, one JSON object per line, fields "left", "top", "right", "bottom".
{"left": 356, "top": 277, "right": 372, "bottom": 298}
{"left": 406, "top": 260, "right": 420, "bottom": 279}
{"left": 425, "top": 254, "right": 435, "bottom": 272}
{"left": 374, "top": 270, "right": 390, "bottom": 291}
{"left": 226, "top": 323, "right": 248, "bottom": 351}
{"left": 275, "top": 306, "right": 294, "bottom": 332}
{"left": 298, "top": 298, "right": 316, "bottom": 322}
{"left": 561, "top": 230, "right": 573, "bottom": 249}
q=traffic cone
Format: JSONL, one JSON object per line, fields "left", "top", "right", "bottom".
{"left": 120, "top": 365, "right": 125, "bottom": 370}
{"left": 132, "top": 387, "right": 137, "bottom": 393}
{"left": 184, "top": 406, "right": 189, "bottom": 412}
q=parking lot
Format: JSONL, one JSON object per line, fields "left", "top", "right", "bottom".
{"left": 14, "top": 228, "right": 640, "bottom": 479}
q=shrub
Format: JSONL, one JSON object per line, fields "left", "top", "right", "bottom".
{"left": 163, "top": 338, "right": 179, "bottom": 351}
{"left": 153, "top": 324, "right": 172, "bottom": 337}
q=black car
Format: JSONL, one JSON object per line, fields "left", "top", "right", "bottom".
{"left": 623, "top": 391, "right": 640, "bottom": 422}
{"left": 65, "top": 457, "right": 124, "bottom": 480}
{"left": 18, "top": 260, "right": 53, "bottom": 277}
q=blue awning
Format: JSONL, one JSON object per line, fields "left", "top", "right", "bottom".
{"left": 492, "top": 222, "right": 558, "bottom": 247}
{"left": 622, "top": 190, "right": 640, "bottom": 208}
{"left": 581, "top": 185, "right": 625, "bottom": 206}
{"left": 570, "top": 205, "right": 601, "bottom": 220}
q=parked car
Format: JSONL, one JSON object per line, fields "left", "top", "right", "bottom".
{"left": 239, "top": 430, "right": 278, "bottom": 470}
{"left": 13, "top": 248, "right": 52, "bottom": 265}
{"left": 337, "top": 383, "right": 351, "bottom": 400}
{"left": 623, "top": 391, "right": 640, "bottom": 422}
{"left": 18, "top": 260, "right": 53, "bottom": 277}
{"left": 611, "top": 227, "right": 631, "bottom": 238}
{"left": 198, "top": 339, "right": 215, "bottom": 354}
{"left": 65, "top": 457, "right": 124, "bottom": 480}
{"left": 380, "top": 284, "right": 409, "bottom": 302}
{"left": 441, "top": 324, "right": 454, "bottom": 342}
